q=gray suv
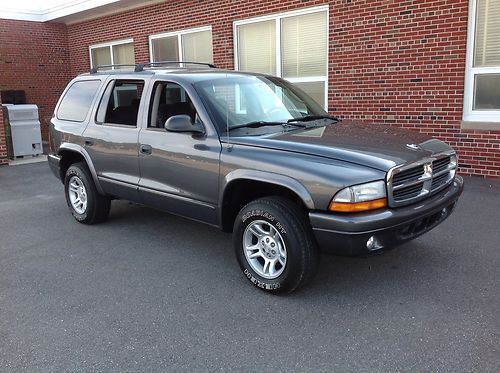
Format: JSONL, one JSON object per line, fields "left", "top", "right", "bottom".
{"left": 48, "top": 63, "right": 463, "bottom": 293}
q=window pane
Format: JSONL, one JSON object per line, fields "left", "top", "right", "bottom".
{"left": 182, "top": 30, "right": 213, "bottom": 63}
{"left": 237, "top": 20, "right": 276, "bottom": 75}
{"left": 104, "top": 80, "right": 144, "bottom": 126}
{"left": 473, "top": 74, "right": 500, "bottom": 110}
{"left": 474, "top": 0, "right": 500, "bottom": 67}
{"left": 281, "top": 11, "right": 327, "bottom": 77}
{"left": 57, "top": 80, "right": 101, "bottom": 122}
{"left": 112, "top": 42, "right": 135, "bottom": 67}
{"left": 91, "top": 46, "right": 111, "bottom": 68}
{"left": 151, "top": 36, "right": 179, "bottom": 62}
{"left": 149, "top": 82, "right": 197, "bottom": 128}
{"left": 292, "top": 81, "right": 325, "bottom": 108}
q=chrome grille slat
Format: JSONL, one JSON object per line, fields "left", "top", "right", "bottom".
{"left": 387, "top": 152, "right": 457, "bottom": 207}
{"left": 431, "top": 172, "right": 450, "bottom": 189}
{"left": 433, "top": 163, "right": 455, "bottom": 177}
{"left": 433, "top": 157, "right": 451, "bottom": 174}
{"left": 393, "top": 174, "right": 432, "bottom": 191}
{"left": 393, "top": 182, "right": 424, "bottom": 199}
{"left": 392, "top": 167, "right": 425, "bottom": 184}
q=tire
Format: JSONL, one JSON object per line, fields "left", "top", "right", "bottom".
{"left": 233, "top": 196, "right": 319, "bottom": 294}
{"left": 64, "top": 162, "right": 111, "bottom": 224}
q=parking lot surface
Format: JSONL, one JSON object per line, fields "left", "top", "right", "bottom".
{"left": 0, "top": 162, "right": 498, "bottom": 372}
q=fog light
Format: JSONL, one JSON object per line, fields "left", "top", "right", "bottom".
{"left": 366, "top": 236, "right": 383, "bottom": 251}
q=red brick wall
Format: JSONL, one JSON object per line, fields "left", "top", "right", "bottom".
{"left": 0, "top": 95, "right": 6, "bottom": 164}
{"left": 329, "top": 0, "right": 500, "bottom": 178}
{"left": 65, "top": 0, "right": 499, "bottom": 178}
{"left": 0, "top": 19, "right": 71, "bottom": 141}
{"left": 2, "top": 0, "right": 497, "bottom": 176}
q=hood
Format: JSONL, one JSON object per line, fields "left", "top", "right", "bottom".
{"left": 228, "top": 120, "right": 453, "bottom": 172}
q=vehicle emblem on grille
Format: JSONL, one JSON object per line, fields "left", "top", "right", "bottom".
{"left": 424, "top": 163, "right": 433, "bottom": 175}
{"left": 406, "top": 143, "right": 421, "bottom": 151}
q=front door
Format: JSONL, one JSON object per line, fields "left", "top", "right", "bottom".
{"left": 138, "top": 80, "right": 221, "bottom": 225}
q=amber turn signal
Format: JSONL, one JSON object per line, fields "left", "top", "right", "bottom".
{"left": 329, "top": 198, "right": 387, "bottom": 213}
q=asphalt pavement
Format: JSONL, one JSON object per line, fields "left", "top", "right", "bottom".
{"left": 0, "top": 162, "right": 498, "bottom": 372}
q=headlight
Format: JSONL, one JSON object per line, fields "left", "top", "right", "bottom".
{"left": 450, "top": 153, "right": 458, "bottom": 178}
{"left": 329, "top": 180, "right": 387, "bottom": 212}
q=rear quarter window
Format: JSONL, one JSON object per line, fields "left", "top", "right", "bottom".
{"left": 57, "top": 80, "right": 101, "bottom": 122}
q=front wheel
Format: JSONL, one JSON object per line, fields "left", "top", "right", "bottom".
{"left": 64, "top": 162, "right": 110, "bottom": 224}
{"left": 233, "top": 197, "right": 319, "bottom": 294}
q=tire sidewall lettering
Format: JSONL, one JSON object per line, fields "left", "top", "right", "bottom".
{"left": 243, "top": 269, "right": 280, "bottom": 290}
{"left": 241, "top": 209, "right": 287, "bottom": 235}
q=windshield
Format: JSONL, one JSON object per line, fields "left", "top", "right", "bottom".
{"left": 193, "top": 75, "right": 327, "bottom": 134}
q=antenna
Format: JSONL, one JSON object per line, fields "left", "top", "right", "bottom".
{"left": 224, "top": 39, "right": 231, "bottom": 150}
{"left": 226, "top": 87, "right": 230, "bottom": 148}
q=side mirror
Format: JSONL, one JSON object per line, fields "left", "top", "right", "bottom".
{"left": 164, "top": 115, "right": 204, "bottom": 134}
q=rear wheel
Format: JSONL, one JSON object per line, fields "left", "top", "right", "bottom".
{"left": 233, "top": 197, "right": 319, "bottom": 294}
{"left": 64, "top": 162, "right": 110, "bottom": 224}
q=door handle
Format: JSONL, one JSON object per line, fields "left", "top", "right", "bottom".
{"left": 194, "top": 144, "right": 209, "bottom": 151}
{"left": 140, "top": 144, "right": 152, "bottom": 155}
{"left": 84, "top": 138, "right": 94, "bottom": 146}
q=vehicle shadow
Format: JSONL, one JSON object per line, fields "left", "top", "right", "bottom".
{"left": 106, "top": 200, "right": 445, "bottom": 300}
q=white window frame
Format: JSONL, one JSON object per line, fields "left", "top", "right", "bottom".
{"left": 148, "top": 26, "right": 213, "bottom": 64}
{"left": 463, "top": 0, "right": 500, "bottom": 126}
{"left": 89, "top": 38, "right": 134, "bottom": 69}
{"left": 233, "top": 6, "right": 329, "bottom": 110}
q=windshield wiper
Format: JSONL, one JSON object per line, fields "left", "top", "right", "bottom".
{"left": 227, "top": 121, "right": 304, "bottom": 132}
{"left": 287, "top": 115, "right": 339, "bottom": 123}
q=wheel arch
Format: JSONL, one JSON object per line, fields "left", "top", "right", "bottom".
{"left": 220, "top": 170, "right": 315, "bottom": 232}
{"left": 58, "top": 143, "right": 104, "bottom": 195}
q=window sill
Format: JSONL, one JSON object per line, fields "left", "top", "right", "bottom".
{"left": 461, "top": 121, "right": 500, "bottom": 131}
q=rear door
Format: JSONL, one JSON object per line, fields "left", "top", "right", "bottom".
{"left": 83, "top": 76, "right": 150, "bottom": 201}
{"left": 137, "top": 79, "right": 221, "bottom": 225}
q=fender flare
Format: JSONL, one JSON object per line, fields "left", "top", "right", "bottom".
{"left": 58, "top": 143, "right": 105, "bottom": 195}
{"left": 221, "top": 169, "right": 315, "bottom": 210}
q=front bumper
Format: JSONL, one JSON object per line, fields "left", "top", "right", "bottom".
{"left": 309, "top": 176, "right": 464, "bottom": 256}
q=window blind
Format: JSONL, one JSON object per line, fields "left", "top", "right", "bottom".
{"left": 112, "top": 42, "right": 135, "bottom": 67}
{"left": 474, "top": 0, "right": 500, "bottom": 66}
{"left": 91, "top": 46, "right": 111, "bottom": 67}
{"left": 281, "top": 11, "right": 327, "bottom": 77}
{"left": 152, "top": 36, "right": 179, "bottom": 62}
{"left": 182, "top": 30, "right": 214, "bottom": 63}
{"left": 238, "top": 20, "right": 276, "bottom": 75}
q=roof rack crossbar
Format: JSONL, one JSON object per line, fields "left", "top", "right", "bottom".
{"left": 139, "top": 61, "right": 216, "bottom": 69}
{"left": 89, "top": 61, "right": 216, "bottom": 74}
{"left": 90, "top": 64, "right": 144, "bottom": 74}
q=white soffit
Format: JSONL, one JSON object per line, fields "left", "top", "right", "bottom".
{"left": 0, "top": 0, "right": 165, "bottom": 24}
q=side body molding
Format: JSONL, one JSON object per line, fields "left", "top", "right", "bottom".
{"left": 221, "top": 169, "right": 315, "bottom": 210}
{"left": 58, "top": 143, "right": 105, "bottom": 195}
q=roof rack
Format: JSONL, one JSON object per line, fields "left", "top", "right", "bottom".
{"left": 89, "top": 64, "right": 143, "bottom": 74}
{"left": 90, "top": 61, "right": 216, "bottom": 74}
{"left": 138, "top": 61, "right": 217, "bottom": 69}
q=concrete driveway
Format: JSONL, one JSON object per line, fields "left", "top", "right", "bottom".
{"left": 0, "top": 162, "right": 498, "bottom": 372}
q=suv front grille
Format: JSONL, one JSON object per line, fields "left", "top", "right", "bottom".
{"left": 387, "top": 152, "right": 457, "bottom": 207}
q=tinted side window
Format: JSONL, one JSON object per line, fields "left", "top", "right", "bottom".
{"left": 57, "top": 80, "right": 101, "bottom": 122}
{"left": 96, "top": 80, "right": 144, "bottom": 126}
